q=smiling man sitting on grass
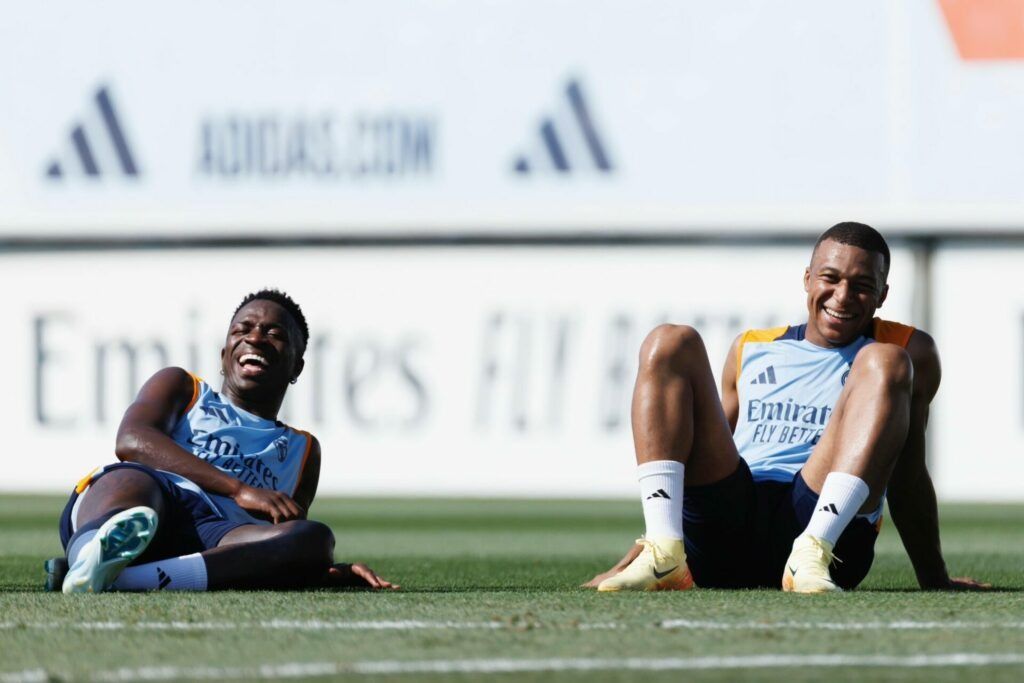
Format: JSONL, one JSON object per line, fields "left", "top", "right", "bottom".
{"left": 585, "top": 223, "right": 987, "bottom": 593}
{"left": 50, "top": 289, "right": 397, "bottom": 593}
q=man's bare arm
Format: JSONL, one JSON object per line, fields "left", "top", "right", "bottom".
{"left": 886, "top": 331, "right": 986, "bottom": 590}
{"left": 115, "top": 367, "right": 303, "bottom": 523}
{"left": 721, "top": 334, "right": 743, "bottom": 433}
{"left": 291, "top": 438, "right": 321, "bottom": 515}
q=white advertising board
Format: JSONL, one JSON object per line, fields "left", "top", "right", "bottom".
{"left": 2, "top": 245, "right": 919, "bottom": 496}
{"left": 1, "top": 1, "right": 1024, "bottom": 236}
{"left": 930, "top": 245, "right": 1024, "bottom": 501}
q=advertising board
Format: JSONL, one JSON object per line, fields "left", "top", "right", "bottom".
{"left": 2, "top": 2, "right": 1024, "bottom": 236}
{"left": 4, "top": 245, "right": 922, "bottom": 496}
{"left": 930, "top": 245, "right": 1024, "bottom": 501}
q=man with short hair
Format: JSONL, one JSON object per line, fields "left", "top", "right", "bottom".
{"left": 586, "top": 223, "right": 985, "bottom": 593}
{"left": 53, "top": 289, "right": 396, "bottom": 593}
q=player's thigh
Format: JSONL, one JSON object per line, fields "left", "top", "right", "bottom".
{"left": 60, "top": 465, "right": 215, "bottom": 564}
{"left": 688, "top": 367, "right": 742, "bottom": 486}
{"left": 637, "top": 324, "right": 740, "bottom": 485}
{"left": 217, "top": 519, "right": 335, "bottom": 550}
{"left": 801, "top": 343, "right": 912, "bottom": 491}
{"left": 73, "top": 465, "right": 167, "bottom": 526}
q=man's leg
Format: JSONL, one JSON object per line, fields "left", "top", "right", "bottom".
{"left": 784, "top": 343, "right": 912, "bottom": 592}
{"left": 66, "top": 467, "right": 334, "bottom": 592}
{"left": 598, "top": 325, "right": 741, "bottom": 592}
{"left": 62, "top": 468, "right": 166, "bottom": 593}
{"left": 112, "top": 522, "right": 335, "bottom": 591}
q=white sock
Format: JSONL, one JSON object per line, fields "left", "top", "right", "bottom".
{"left": 111, "top": 553, "right": 208, "bottom": 591}
{"left": 803, "top": 472, "right": 870, "bottom": 546}
{"left": 66, "top": 530, "right": 97, "bottom": 568}
{"left": 637, "top": 460, "right": 684, "bottom": 539}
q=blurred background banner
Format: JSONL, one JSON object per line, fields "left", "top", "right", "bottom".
{"left": 0, "top": 1, "right": 1021, "bottom": 499}
{"left": 3, "top": 1, "right": 1024, "bottom": 235}
{"left": 5, "top": 246, "right": 918, "bottom": 496}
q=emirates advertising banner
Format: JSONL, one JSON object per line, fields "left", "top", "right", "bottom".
{"left": 3, "top": 1, "right": 1024, "bottom": 236}
{"left": 929, "top": 245, "right": 1024, "bottom": 502}
{"left": 18, "top": 244, "right": 1020, "bottom": 500}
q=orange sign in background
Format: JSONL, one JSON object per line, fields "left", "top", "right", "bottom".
{"left": 939, "top": 0, "right": 1024, "bottom": 59}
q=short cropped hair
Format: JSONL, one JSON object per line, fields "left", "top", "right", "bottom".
{"left": 813, "top": 222, "right": 891, "bottom": 280}
{"left": 233, "top": 289, "right": 309, "bottom": 354}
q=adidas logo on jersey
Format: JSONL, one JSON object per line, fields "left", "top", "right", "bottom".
{"left": 512, "top": 78, "right": 613, "bottom": 176}
{"left": 646, "top": 488, "right": 671, "bottom": 500}
{"left": 750, "top": 366, "right": 778, "bottom": 385}
{"left": 44, "top": 85, "right": 141, "bottom": 181}
{"left": 819, "top": 503, "right": 839, "bottom": 515}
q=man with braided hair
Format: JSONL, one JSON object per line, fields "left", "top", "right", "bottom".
{"left": 51, "top": 289, "right": 396, "bottom": 592}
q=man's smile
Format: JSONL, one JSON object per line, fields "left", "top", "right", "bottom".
{"left": 823, "top": 306, "right": 856, "bottom": 322}
{"left": 237, "top": 351, "right": 273, "bottom": 378}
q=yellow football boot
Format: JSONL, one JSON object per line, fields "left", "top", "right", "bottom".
{"left": 597, "top": 538, "right": 694, "bottom": 592}
{"left": 782, "top": 534, "right": 842, "bottom": 593}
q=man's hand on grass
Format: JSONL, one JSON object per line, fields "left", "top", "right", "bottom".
{"left": 581, "top": 543, "right": 643, "bottom": 588}
{"left": 325, "top": 563, "right": 400, "bottom": 590}
{"left": 946, "top": 576, "right": 992, "bottom": 590}
{"left": 920, "top": 574, "right": 992, "bottom": 591}
{"left": 581, "top": 567, "right": 622, "bottom": 589}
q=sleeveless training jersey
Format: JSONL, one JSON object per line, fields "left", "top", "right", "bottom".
{"left": 73, "top": 372, "right": 315, "bottom": 527}
{"left": 164, "top": 374, "right": 315, "bottom": 525}
{"left": 733, "top": 318, "right": 914, "bottom": 483}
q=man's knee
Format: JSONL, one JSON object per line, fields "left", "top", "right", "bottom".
{"left": 80, "top": 467, "right": 165, "bottom": 516}
{"left": 639, "top": 324, "right": 705, "bottom": 374}
{"left": 851, "top": 343, "right": 913, "bottom": 392}
{"left": 276, "top": 520, "right": 335, "bottom": 565}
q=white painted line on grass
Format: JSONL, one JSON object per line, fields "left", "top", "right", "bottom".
{"left": 3, "top": 618, "right": 1024, "bottom": 633}
{"left": 352, "top": 654, "right": 1024, "bottom": 674}
{"left": 261, "top": 619, "right": 505, "bottom": 630}
{"left": 659, "top": 619, "right": 1024, "bottom": 631}
{"left": 0, "top": 670, "right": 48, "bottom": 683}
{"left": 72, "top": 653, "right": 1024, "bottom": 680}
{"left": 0, "top": 619, "right": 505, "bottom": 632}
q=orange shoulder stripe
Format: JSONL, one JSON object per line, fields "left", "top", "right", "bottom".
{"left": 181, "top": 372, "right": 202, "bottom": 415}
{"left": 736, "top": 325, "right": 790, "bottom": 375}
{"left": 74, "top": 466, "right": 102, "bottom": 494}
{"left": 872, "top": 319, "right": 915, "bottom": 348}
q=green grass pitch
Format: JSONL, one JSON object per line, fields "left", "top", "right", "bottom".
{"left": 1, "top": 494, "right": 1022, "bottom": 682}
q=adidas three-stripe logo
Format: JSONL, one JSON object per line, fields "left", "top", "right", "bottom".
{"left": 750, "top": 366, "right": 778, "bottom": 385}
{"left": 513, "top": 78, "right": 613, "bottom": 175}
{"left": 646, "top": 489, "right": 671, "bottom": 500}
{"left": 156, "top": 567, "right": 172, "bottom": 590}
{"left": 45, "top": 85, "right": 140, "bottom": 180}
{"left": 819, "top": 503, "right": 839, "bottom": 515}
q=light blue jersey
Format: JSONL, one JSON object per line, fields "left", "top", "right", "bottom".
{"left": 733, "top": 319, "right": 914, "bottom": 483}
{"left": 162, "top": 374, "right": 314, "bottom": 525}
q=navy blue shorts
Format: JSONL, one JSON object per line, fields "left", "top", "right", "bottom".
{"left": 59, "top": 462, "right": 247, "bottom": 564}
{"left": 683, "top": 459, "right": 879, "bottom": 589}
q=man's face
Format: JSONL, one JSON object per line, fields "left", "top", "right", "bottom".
{"left": 220, "top": 299, "right": 305, "bottom": 398}
{"left": 803, "top": 239, "right": 889, "bottom": 347}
